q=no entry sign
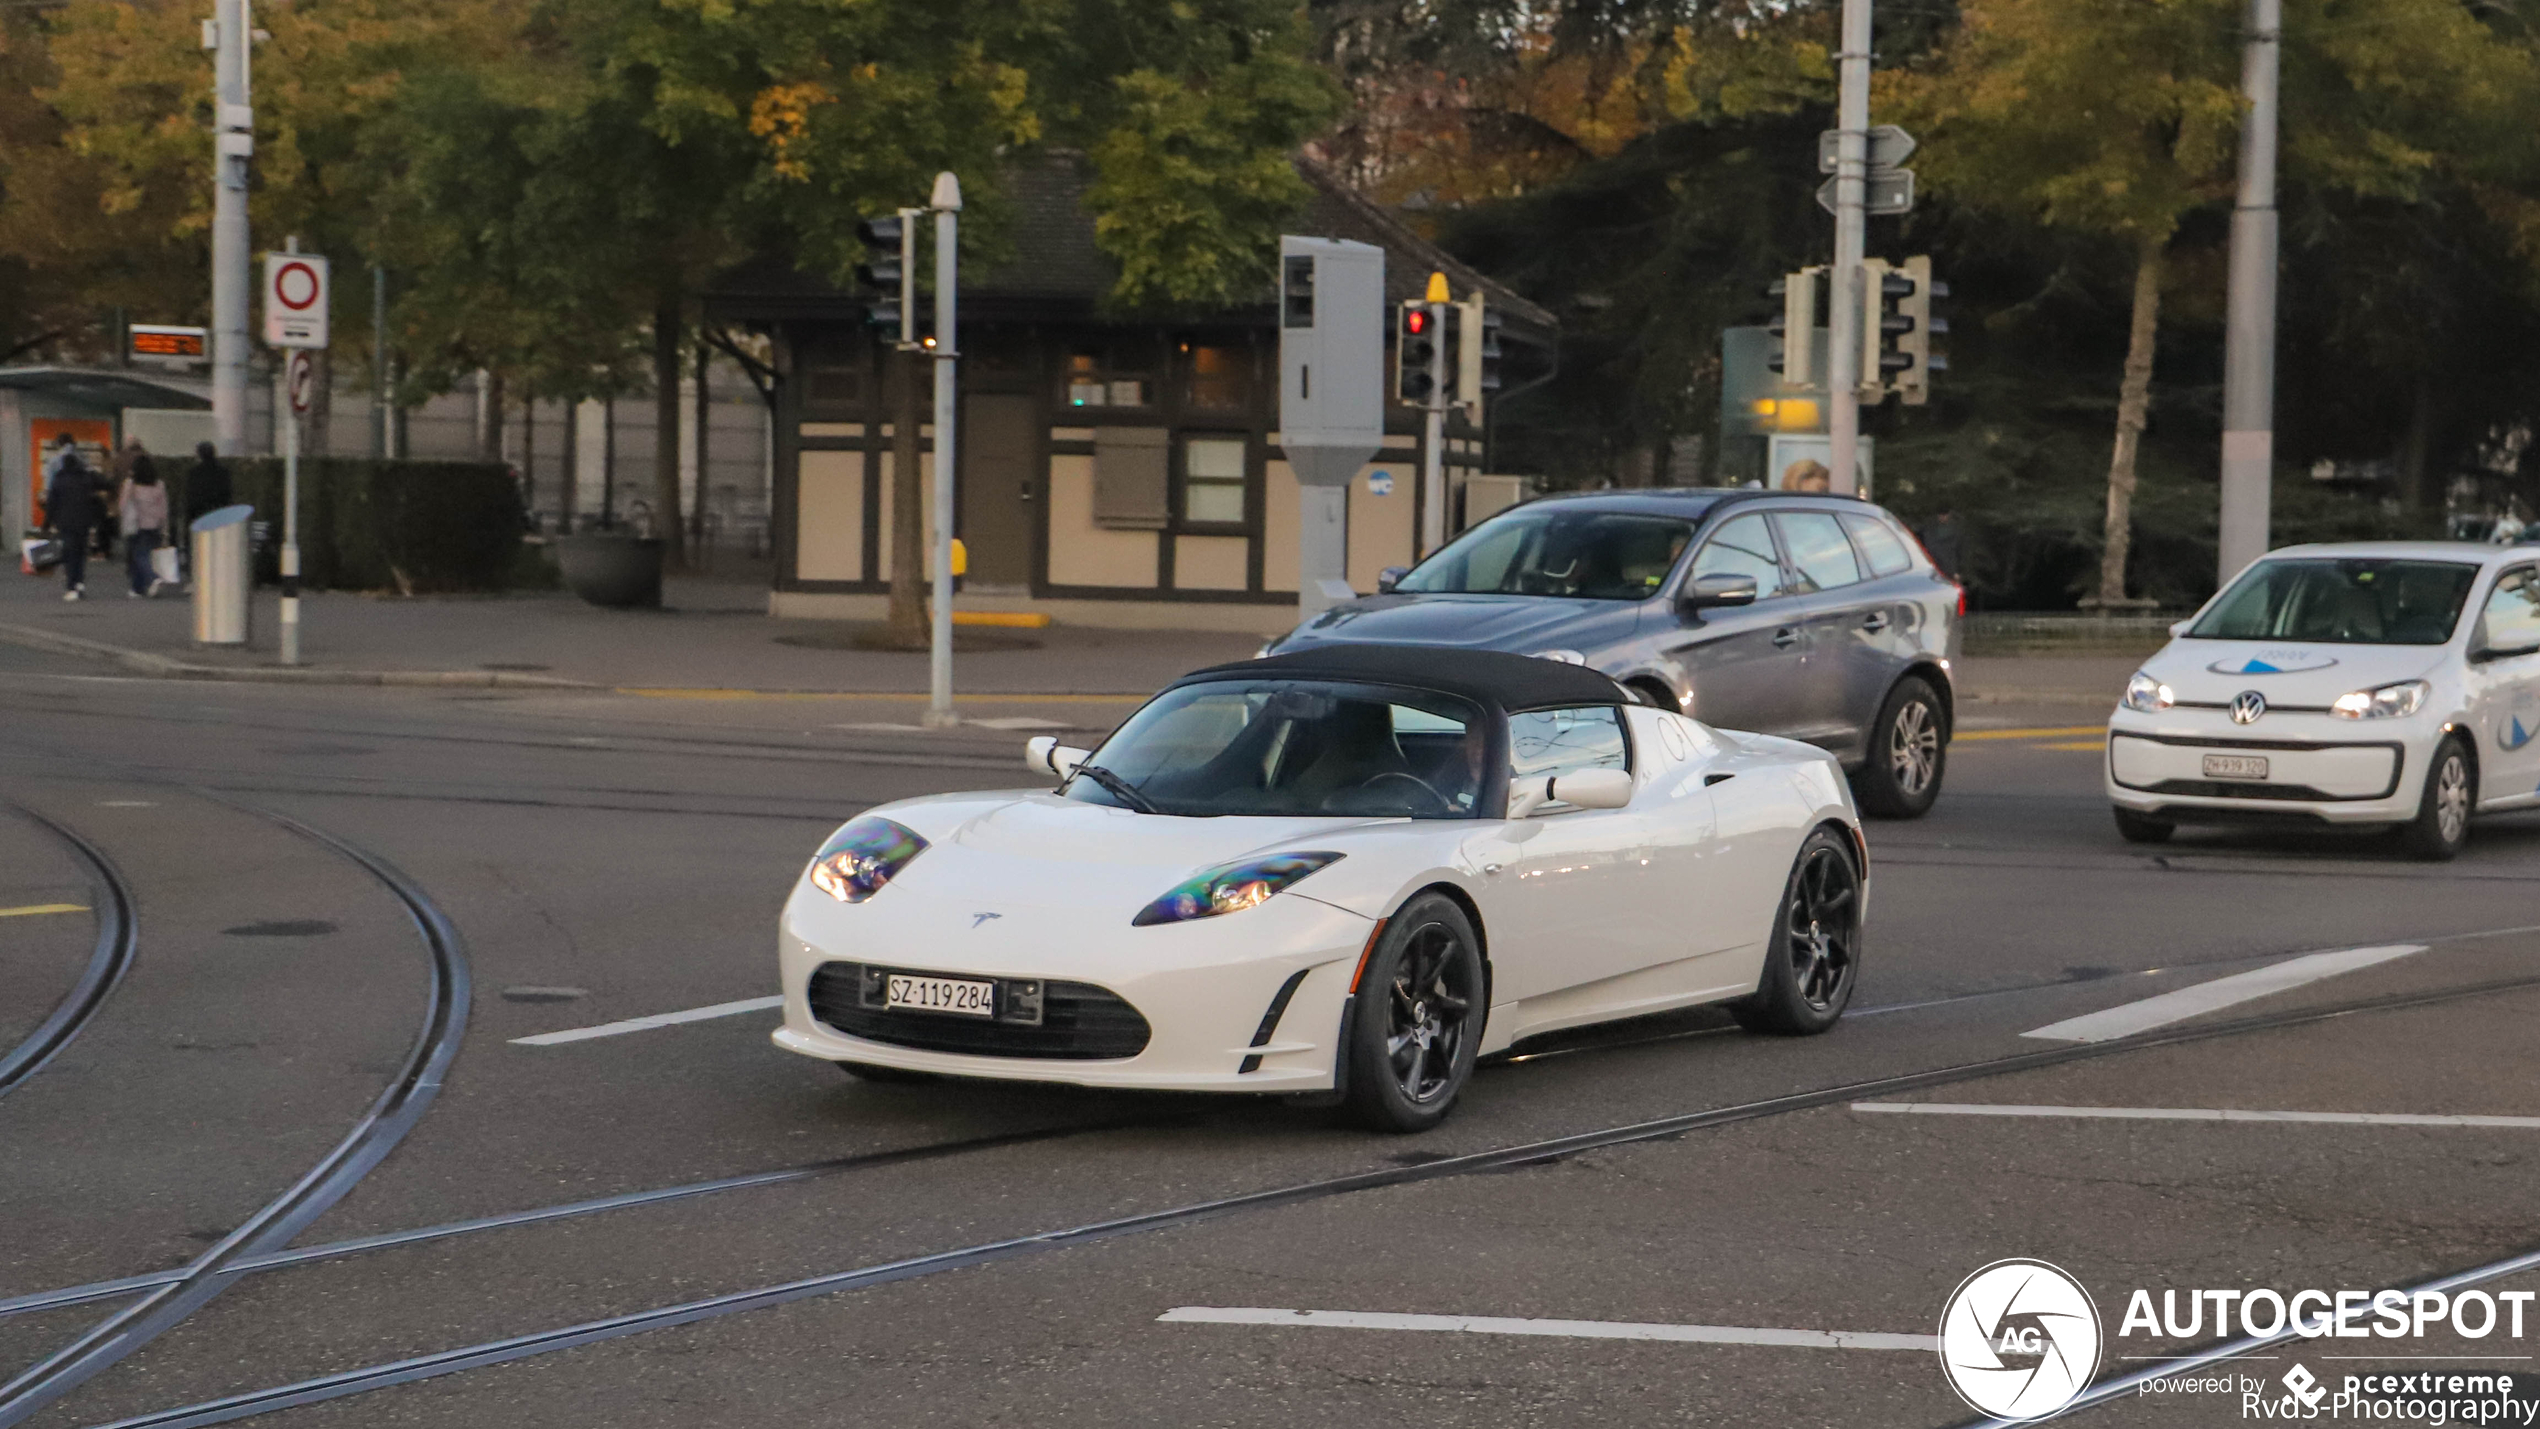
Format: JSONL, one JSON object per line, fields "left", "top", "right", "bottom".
{"left": 263, "top": 252, "right": 330, "bottom": 349}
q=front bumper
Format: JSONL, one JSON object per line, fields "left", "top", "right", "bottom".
{"left": 773, "top": 884, "right": 1376, "bottom": 1092}
{"left": 2104, "top": 709, "right": 2429, "bottom": 824}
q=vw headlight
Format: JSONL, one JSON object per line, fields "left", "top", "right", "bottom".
{"left": 2122, "top": 670, "right": 2175, "bottom": 713}
{"left": 807, "top": 816, "right": 928, "bottom": 903}
{"left": 2330, "top": 680, "right": 2429, "bottom": 720}
{"left": 1132, "top": 852, "right": 1343, "bottom": 927}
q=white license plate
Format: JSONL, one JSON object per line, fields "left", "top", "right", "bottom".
{"left": 885, "top": 974, "right": 996, "bottom": 1018}
{"left": 2202, "top": 753, "right": 2270, "bottom": 780}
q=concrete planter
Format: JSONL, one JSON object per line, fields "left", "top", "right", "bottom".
{"left": 554, "top": 534, "right": 663, "bottom": 609}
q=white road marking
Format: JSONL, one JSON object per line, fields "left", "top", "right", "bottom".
{"left": 1855, "top": 1103, "right": 2540, "bottom": 1129}
{"left": 510, "top": 995, "right": 783, "bottom": 1046}
{"left": 1156, "top": 1306, "right": 1937, "bottom": 1351}
{"left": 2018, "top": 944, "right": 2426, "bottom": 1043}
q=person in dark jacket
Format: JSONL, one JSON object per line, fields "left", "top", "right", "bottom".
{"left": 40, "top": 436, "right": 101, "bottom": 600}
{"left": 183, "top": 441, "right": 233, "bottom": 527}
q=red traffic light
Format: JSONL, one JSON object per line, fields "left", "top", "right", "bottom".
{"left": 1405, "top": 309, "right": 1428, "bottom": 334}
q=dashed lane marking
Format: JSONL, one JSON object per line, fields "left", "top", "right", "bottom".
{"left": 510, "top": 995, "right": 783, "bottom": 1046}
{"left": 2020, "top": 944, "right": 2427, "bottom": 1043}
{"left": 1855, "top": 1103, "right": 2540, "bottom": 1129}
{"left": 1157, "top": 1307, "right": 1937, "bottom": 1351}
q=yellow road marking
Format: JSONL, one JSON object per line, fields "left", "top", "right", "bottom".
{"left": 0, "top": 903, "right": 88, "bottom": 919}
{"left": 1953, "top": 725, "right": 2104, "bottom": 742}
{"left": 2039, "top": 740, "right": 2108, "bottom": 751}
{"left": 615, "top": 689, "right": 1151, "bottom": 704}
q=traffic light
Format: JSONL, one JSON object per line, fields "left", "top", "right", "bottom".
{"left": 1437, "top": 301, "right": 1464, "bottom": 406}
{"left": 1767, "top": 267, "right": 1823, "bottom": 385}
{"left": 1395, "top": 301, "right": 1439, "bottom": 404}
{"left": 856, "top": 209, "right": 916, "bottom": 347}
{"left": 1896, "top": 254, "right": 1949, "bottom": 406}
{"left": 1458, "top": 300, "right": 1500, "bottom": 412}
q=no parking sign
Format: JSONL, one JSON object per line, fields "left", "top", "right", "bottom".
{"left": 263, "top": 252, "right": 330, "bottom": 348}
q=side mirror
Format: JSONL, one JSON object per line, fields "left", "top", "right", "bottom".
{"left": 1375, "top": 565, "right": 1409, "bottom": 594}
{"left": 1506, "top": 767, "right": 1633, "bottom": 817}
{"left": 1679, "top": 572, "right": 1758, "bottom": 614}
{"left": 1026, "top": 737, "right": 1090, "bottom": 779}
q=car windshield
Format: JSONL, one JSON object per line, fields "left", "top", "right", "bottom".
{"left": 1395, "top": 508, "right": 1696, "bottom": 600}
{"left": 1065, "top": 680, "right": 1485, "bottom": 818}
{"left": 2188, "top": 558, "right": 2480, "bottom": 646}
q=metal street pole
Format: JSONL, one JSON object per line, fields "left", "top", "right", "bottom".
{"left": 925, "top": 171, "right": 962, "bottom": 731}
{"left": 210, "top": 0, "right": 252, "bottom": 455}
{"left": 1826, "top": 0, "right": 1873, "bottom": 497}
{"left": 1420, "top": 273, "right": 1449, "bottom": 555}
{"left": 2218, "top": 0, "right": 2281, "bottom": 585}
{"left": 279, "top": 236, "right": 303, "bottom": 667}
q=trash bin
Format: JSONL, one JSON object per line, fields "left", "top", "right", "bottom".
{"left": 193, "top": 504, "right": 254, "bottom": 645}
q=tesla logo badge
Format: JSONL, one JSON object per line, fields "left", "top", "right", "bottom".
{"left": 971, "top": 912, "right": 1002, "bottom": 928}
{"left": 2229, "top": 690, "right": 2267, "bottom": 725}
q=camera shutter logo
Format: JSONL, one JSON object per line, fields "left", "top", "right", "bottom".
{"left": 1938, "top": 1259, "right": 2102, "bottom": 1421}
{"left": 2230, "top": 690, "right": 2268, "bottom": 725}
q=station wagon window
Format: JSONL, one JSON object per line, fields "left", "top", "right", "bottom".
{"left": 1841, "top": 514, "right": 1914, "bottom": 578}
{"left": 1690, "top": 514, "right": 1792, "bottom": 599}
{"left": 2478, "top": 569, "right": 2540, "bottom": 656}
{"left": 1506, "top": 706, "right": 1630, "bottom": 795}
{"left": 1776, "top": 511, "right": 1863, "bottom": 591}
{"left": 1397, "top": 509, "right": 1694, "bottom": 600}
{"left": 2191, "top": 558, "right": 2480, "bottom": 646}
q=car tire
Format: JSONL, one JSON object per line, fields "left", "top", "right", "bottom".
{"left": 2112, "top": 807, "right": 2174, "bottom": 844}
{"left": 1731, "top": 828, "right": 1862, "bottom": 1036}
{"left": 1341, "top": 893, "right": 1486, "bottom": 1134}
{"left": 2396, "top": 737, "right": 2474, "bottom": 862}
{"left": 1852, "top": 676, "right": 1946, "bottom": 819}
{"left": 836, "top": 1061, "right": 936, "bottom": 1084}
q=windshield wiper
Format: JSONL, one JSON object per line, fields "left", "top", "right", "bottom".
{"left": 1069, "top": 762, "right": 1162, "bottom": 814}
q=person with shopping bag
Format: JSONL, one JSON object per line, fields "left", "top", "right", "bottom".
{"left": 117, "top": 447, "right": 171, "bottom": 597}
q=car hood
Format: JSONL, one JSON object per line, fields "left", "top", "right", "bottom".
{"left": 2138, "top": 639, "right": 2447, "bottom": 706}
{"left": 1274, "top": 592, "right": 1635, "bottom": 654}
{"left": 839, "top": 792, "right": 1403, "bottom": 916}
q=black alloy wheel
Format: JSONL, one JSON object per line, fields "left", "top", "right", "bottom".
{"left": 1343, "top": 893, "right": 1485, "bottom": 1133}
{"left": 1852, "top": 676, "right": 1946, "bottom": 818}
{"left": 1732, "top": 828, "right": 1863, "bottom": 1035}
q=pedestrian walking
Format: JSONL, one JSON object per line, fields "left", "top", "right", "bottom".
{"left": 40, "top": 436, "right": 102, "bottom": 600}
{"left": 91, "top": 450, "right": 120, "bottom": 563}
{"left": 183, "top": 441, "right": 234, "bottom": 527}
{"left": 118, "top": 451, "right": 170, "bottom": 597}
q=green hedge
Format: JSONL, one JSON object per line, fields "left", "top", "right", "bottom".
{"left": 211, "top": 458, "right": 528, "bottom": 593}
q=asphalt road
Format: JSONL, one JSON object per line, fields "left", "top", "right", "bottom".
{"left": 5, "top": 640, "right": 2539, "bottom": 1428}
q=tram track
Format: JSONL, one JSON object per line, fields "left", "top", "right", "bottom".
{"left": 86, "top": 959, "right": 2540, "bottom": 1429}
{"left": 0, "top": 803, "right": 137, "bottom": 1100}
{"left": 0, "top": 798, "right": 470, "bottom": 1429}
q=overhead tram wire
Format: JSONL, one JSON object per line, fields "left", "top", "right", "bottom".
{"left": 0, "top": 801, "right": 137, "bottom": 1098}
{"left": 90, "top": 961, "right": 2540, "bottom": 1429}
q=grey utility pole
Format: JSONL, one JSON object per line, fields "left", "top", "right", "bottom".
{"left": 1825, "top": 0, "right": 1873, "bottom": 496}
{"left": 1419, "top": 273, "right": 1449, "bottom": 555}
{"left": 372, "top": 266, "right": 388, "bottom": 458}
{"left": 2218, "top": 0, "right": 2282, "bottom": 585}
{"left": 925, "top": 171, "right": 961, "bottom": 730}
{"left": 209, "top": 0, "right": 253, "bottom": 454}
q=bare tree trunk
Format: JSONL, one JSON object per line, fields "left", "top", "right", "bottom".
{"left": 559, "top": 399, "right": 579, "bottom": 530}
{"left": 885, "top": 344, "right": 927, "bottom": 647}
{"left": 2399, "top": 377, "right": 2436, "bottom": 512}
{"left": 2097, "top": 241, "right": 2163, "bottom": 606}
{"left": 307, "top": 348, "right": 333, "bottom": 457}
{"left": 653, "top": 289, "right": 686, "bottom": 568}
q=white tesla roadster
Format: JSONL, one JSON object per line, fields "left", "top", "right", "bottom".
{"left": 773, "top": 645, "right": 1867, "bottom": 1130}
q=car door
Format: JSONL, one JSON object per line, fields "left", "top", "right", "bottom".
{"left": 2468, "top": 564, "right": 2540, "bottom": 804}
{"left": 1840, "top": 510, "right": 1926, "bottom": 684}
{"left": 1769, "top": 509, "right": 1875, "bottom": 752}
{"left": 1660, "top": 512, "right": 1807, "bottom": 735}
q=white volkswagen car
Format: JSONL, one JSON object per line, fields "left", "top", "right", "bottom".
{"left": 2108, "top": 542, "right": 2540, "bottom": 859}
{"left": 774, "top": 645, "right": 1867, "bottom": 1130}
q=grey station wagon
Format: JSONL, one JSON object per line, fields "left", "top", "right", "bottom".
{"left": 1264, "top": 489, "right": 1964, "bottom": 817}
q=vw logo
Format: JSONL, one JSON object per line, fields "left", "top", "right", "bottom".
{"left": 1938, "top": 1259, "right": 2103, "bottom": 1421}
{"left": 2229, "top": 690, "right": 2267, "bottom": 725}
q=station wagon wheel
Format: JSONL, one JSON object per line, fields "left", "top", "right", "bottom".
{"left": 1343, "top": 893, "right": 1485, "bottom": 1133}
{"left": 1732, "top": 829, "right": 1862, "bottom": 1036}
{"left": 1852, "top": 676, "right": 1947, "bottom": 819}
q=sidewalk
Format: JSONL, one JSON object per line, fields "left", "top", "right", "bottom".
{"left": 0, "top": 566, "right": 1268, "bottom": 694}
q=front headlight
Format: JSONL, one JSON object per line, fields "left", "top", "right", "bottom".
{"left": 807, "top": 816, "right": 928, "bottom": 903}
{"left": 2330, "top": 680, "right": 2430, "bottom": 720}
{"left": 1132, "top": 852, "right": 1343, "bottom": 927}
{"left": 2122, "top": 671, "right": 2175, "bottom": 713}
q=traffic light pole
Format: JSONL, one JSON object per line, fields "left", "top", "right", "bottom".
{"left": 2218, "top": 0, "right": 2281, "bottom": 585}
{"left": 210, "top": 0, "right": 251, "bottom": 455}
{"left": 1825, "top": 0, "right": 1872, "bottom": 497}
{"left": 1421, "top": 306, "right": 1446, "bottom": 555}
{"left": 926, "top": 173, "right": 961, "bottom": 730}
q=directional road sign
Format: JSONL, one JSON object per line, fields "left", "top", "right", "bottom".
{"left": 1819, "top": 125, "right": 1918, "bottom": 174}
{"left": 1817, "top": 170, "right": 1915, "bottom": 217}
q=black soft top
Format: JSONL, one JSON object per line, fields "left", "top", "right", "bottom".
{"left": 1172, "top": 643, "right": 1630, "bottom": 714}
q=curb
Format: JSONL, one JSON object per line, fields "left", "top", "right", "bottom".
{"left": 0, "top": 620, "right": 596, "bottom": 689}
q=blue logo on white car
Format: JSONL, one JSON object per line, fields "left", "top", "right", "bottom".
{"left": 2207, "top": 649, "right": 2338, "bottom": 675}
